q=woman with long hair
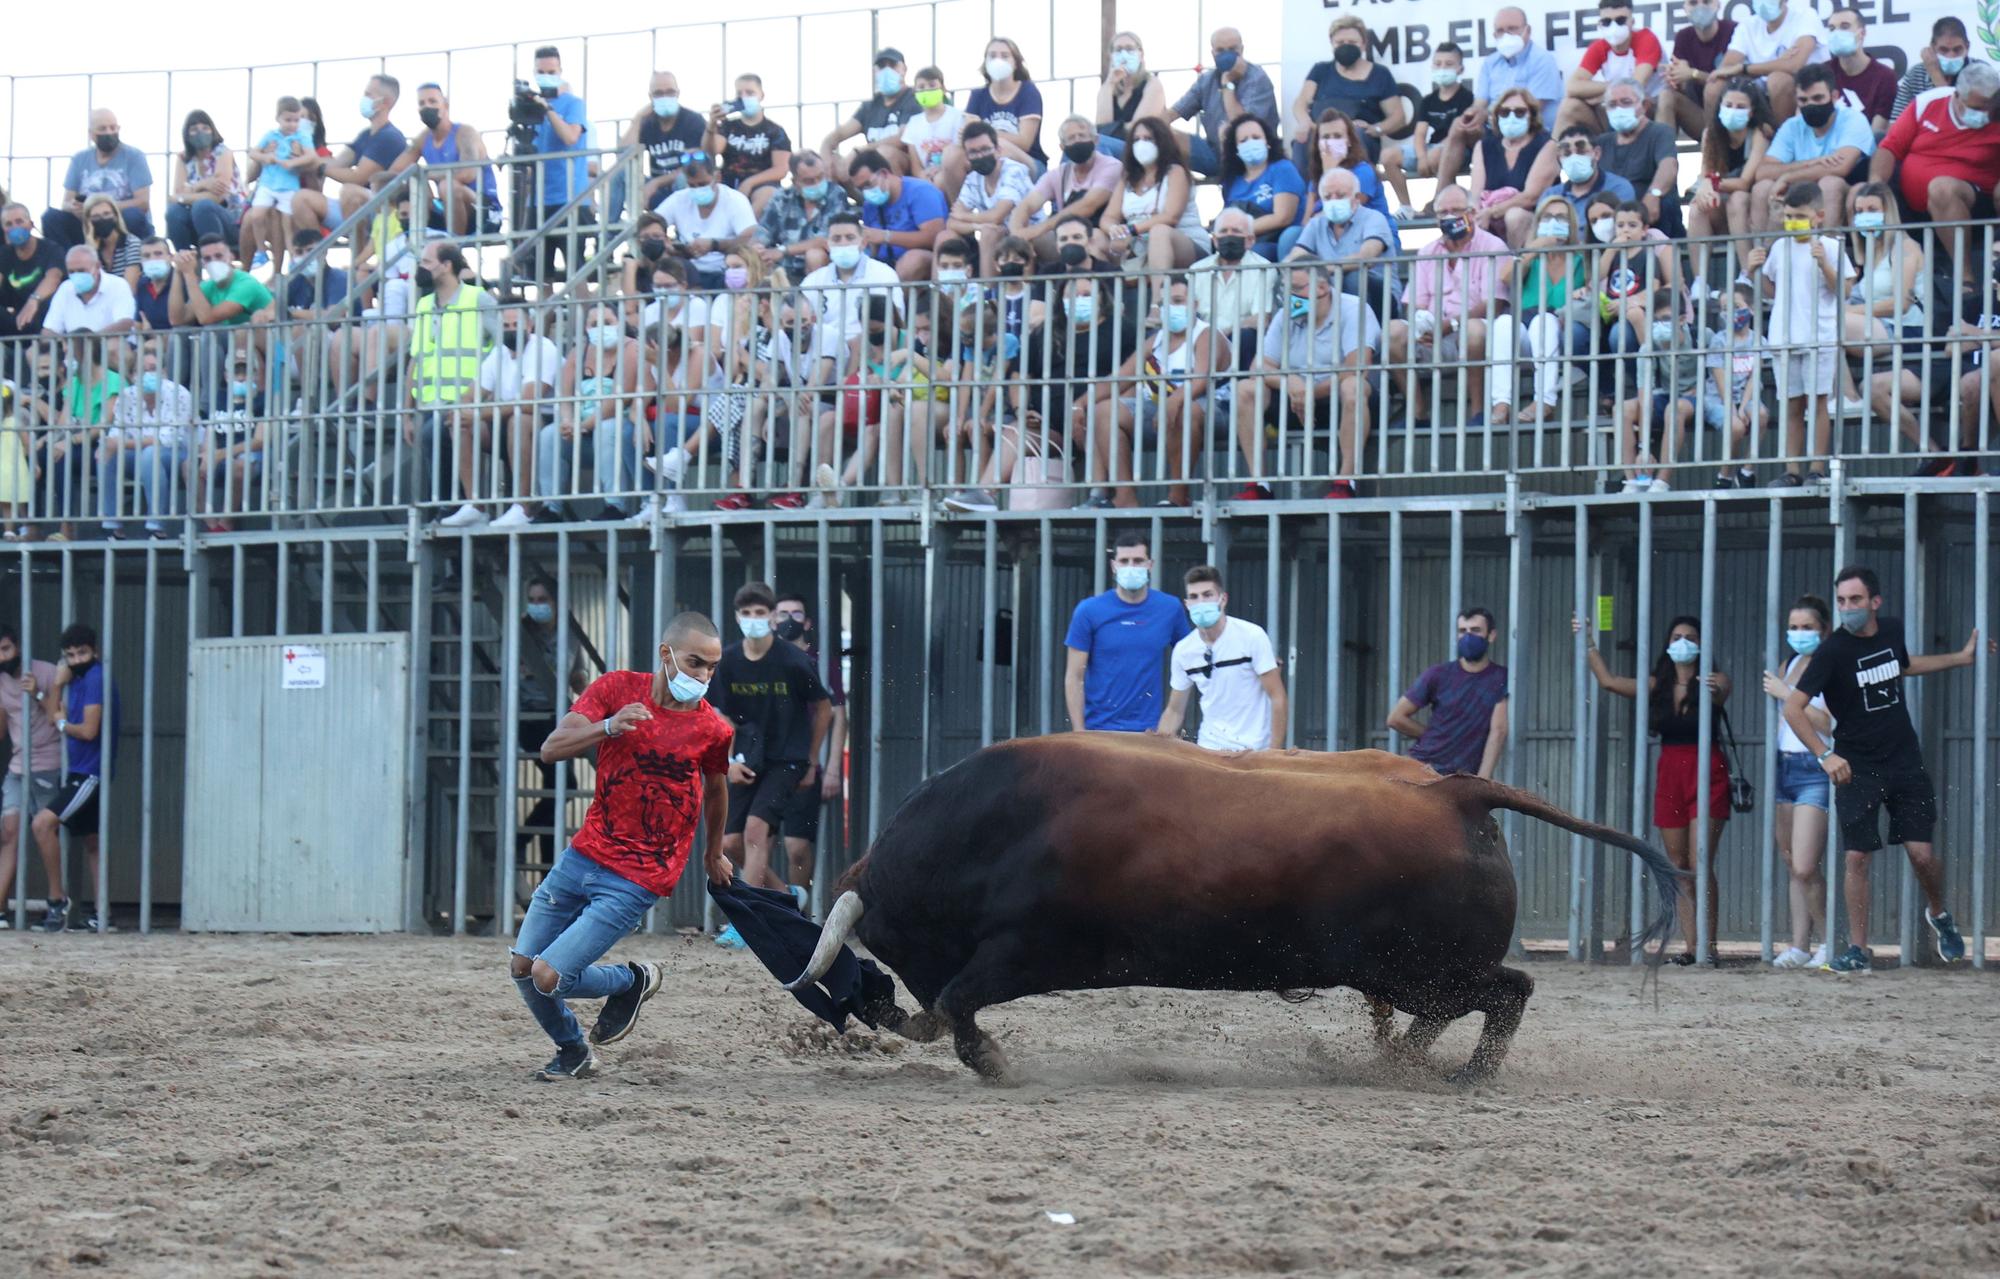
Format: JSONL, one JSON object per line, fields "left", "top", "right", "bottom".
{"left": 1579, "top": 612, "right": 1734, "bottom": 964}
{"left": 1762, "top": 594, "right": 1833, "bottom": 968}
{"left": 167, "top": 109, "right": 244, "bottom": 251}
{"left": 1686, "top": 78, "right": 1773, "bottom": 287}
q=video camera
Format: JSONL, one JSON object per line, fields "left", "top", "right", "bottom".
{"left": 508, "top": 79, "right": 549, "bottom": 132}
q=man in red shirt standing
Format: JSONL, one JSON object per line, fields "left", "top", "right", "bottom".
{"left": 1870, "top": 65, "right": 2000, "bottom": 272}
{"left": 510, "top": 611, "right": 735, "bottom": 1081}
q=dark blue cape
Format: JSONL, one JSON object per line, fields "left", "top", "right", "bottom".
{"left": 707, "top": 878, "right": 894, "bottom": 1033}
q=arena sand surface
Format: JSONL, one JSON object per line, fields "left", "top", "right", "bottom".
{"left": 3, "top": 934, "right": 1998, "bottom": 1277}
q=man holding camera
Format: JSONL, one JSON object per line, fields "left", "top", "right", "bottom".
{"left": 512, "top": 46, "right": 593, "bottom": 282}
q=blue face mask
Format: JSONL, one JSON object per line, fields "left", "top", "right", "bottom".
{"left": 68, "top": 270, "right": 97, "bottom": 295}
{"left": 875, "top": 67, "right": 903, "bottom": 96}
{"left": 1606, "top": 106, "right": 1640, "bottom": 133}
{"left": 1719, "top": 106, "right": 1751, "bottom": 132}
{"left": 231, "top": 379, "right": 255, "bottom": 400}
{"left": 1323, "top": 197, "right": 1353, "bottom": 224}
{"left": 1457, "top": 633, "right": 1490, "bottom": 662}
{"left": 1561, "top": 154, "right": 1595, "bottom": 184}
{"left": 689, "top": 185, "right": 716, "bottom": 207}
{"left": 140, "top": 371, "right": 161, "bottom": 394}
{"left": 1187, "top": 601, "right": 1223, "bottom": 629}
{"left": 830, "top": 243, "right": 862, "bottom": 270}
{"left": 1666, "top": 637, "right": 1700, "bottom": 664}
{"left": 1236, "top": 138, "right": 1268, "bottom": 167}
{"left": 1114, "top": 565, "right": 1150, "bottom": 592}
{"left": 1854, "top": 210, "right": 1885, "bottom": 231}
{"left": 1826, "top": 30, "right": 1859, "bottom": 57}
{"left": 800, "top": 180, "right": 829, "bottom": 201}
{"left": 665, "top": 647, "right": 710, "bottom": 703}
{"left": 1785, "top": 628, "right": 1822, "bottom": 655}
{"left": 1497, "top": 113, "right": 1531, "bottom": 140}
{"left": 142, "top": 258, "right": 170, "bottom": 281}
{"left": 526, "top": 601, "right": 554, "bottom": 624}
{"left": 1939, "top": 55, "right": 1966, "bottom": 76}
{"left": 5, "top": 227, "right": 28, "bottom": 248}
{"left": 1067, "top": 294, "right": 1095, "bottom": 325}
{"left": 1963, "top": 106, "right": 1992, "bottom": 130}
{"left": 739, "top": 614, "right": 772, "bottom": 640}
{"left": 652, "top": 95, "right": 680, "bottom": 118}
{"left": 862, "top": 185, "right": 891, "bottom": 206}
{"left": 1213, "top": 50, "right": 1241, "bottom": 73}
{"left": 1163, "top": 304, "right": 1191, "bottom": 334}
{"left": 536, "top": 73, "right": 562, "bottom": 93}
{"left": 1289, "top": 293, "right": 1313, "bottom": 319}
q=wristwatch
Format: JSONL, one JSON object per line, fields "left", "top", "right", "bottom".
{"left": 1647, "top": 187, "right": 1664, "bottom": 199}
{"left": 55, "top": 718, "right": 67, "bottom": 735}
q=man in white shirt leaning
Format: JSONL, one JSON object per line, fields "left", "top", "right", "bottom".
{"left": 1157, "top": 564, "right": 1287, "bottom": 752}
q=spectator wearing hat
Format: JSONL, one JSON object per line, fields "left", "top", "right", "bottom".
{"left": 821, "top": 49, "right": 923, "bottom": 187}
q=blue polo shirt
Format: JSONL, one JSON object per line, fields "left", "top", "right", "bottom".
{"left": 862, "top": 176, "right": 948, "bottom": 262}
{"left": 1767, "top": 106, "right": 1875, "bottom": 166}
{"left": 1064, "top": 588, "right": 1192, "bottom": 731}
{"left": 63, "top": 663, "right": 119, "bottom": 779}
{"left": 531, "top": 91, "right": 592, "bottom": 208}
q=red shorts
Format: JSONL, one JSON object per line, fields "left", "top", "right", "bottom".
{"left": 1653, "top": 744, "right": 1730, "bottom": 830}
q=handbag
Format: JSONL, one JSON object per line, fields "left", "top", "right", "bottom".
{"left": 1716, "top": 706, "right": 1755, "bottom": 814}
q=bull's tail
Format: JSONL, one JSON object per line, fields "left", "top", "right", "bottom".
{"left": 782, "top": 890, "right": 866, "bottom": 991}
{"left": 1430, "top": 773, "right": 1686, "bottom": 958}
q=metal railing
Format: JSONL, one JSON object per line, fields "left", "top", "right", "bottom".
{"left": 4, "top": 219, "right": 1996, "bottom": 539}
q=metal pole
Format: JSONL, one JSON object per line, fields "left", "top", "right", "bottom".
{"left": 231, "top": 544, "right": 245, "bottom": 637}
{"left": 1694, "top": 497, "right": 1717, "bottom": 964}
{"left": 1386, "top": 510, "right": 1403, "bottom": 753}
{"left": 1039, "top": 519, "right": 1054, "bottom": 737}
{"left": 555, "top": 531, "right": 572, "bottom": 855}
{"left": 921, "top": 531, "right": 937, "bottom": 779}
{"left": 1503, "top": 484, "right": 1528, "bottom": 955}
{"left": 980, "top": 520, "right": 996, "bottom": 749}
{"left": 15, "top": 547, "right": 31, "bottom": 931}
{"left": 815, "top": 518, "right": 832, "bottom": 918}
{"left": 320, "top": 539, "right": 335, "bottom": 634}
{"left": 1326, "top": 512, "right": 1342, "bottom": 751}
{"left": 140, "top": 549, "right": 157, "bottom": 935}
{"left": 1826, "top": 494, "right": 1850, "bottom": 956}
{"left": 1569, "top": 505, "right": 1589, "bottom": 961}
{"left": 1630, "top": 501, "right": 1654, "bottom": 964}
{"left": 97, "top": 549, "right": 112, "bottom": 932}
{"left": 1760, "top": 497, "right": 1783, "bottom": 962}
{"left": 1265, "top": 513, "right": 1280, "bottom": 649}
{"left": 1899, "top": 490, "right": 1921, "bottom": 963}
{"left": 866, "top": 520, "right": 885, "bottom": 845}
{"left": 1448, "top": 508, "right": 1465, "bottom": 651}
{"left": 500, "top": 535, "right": 522, "bottom": 938}
{"left": 366, "top": 539, "right": 381, "bottom": 631}
{"left": 1972, "top": 492, "right": 1991, "bottom": 971}
{"left": 453, "top": 535, "right": 473, "bottom": 935}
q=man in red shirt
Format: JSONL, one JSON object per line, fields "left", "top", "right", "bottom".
{"left": 1869, "top": 66, "right": 2000, "bottom": 272}
{"left": 1555, "top": 0, "right": 1664, "bottom": 134}
{"left": 509, "top": 611, "right": 735, "bottom": 1080}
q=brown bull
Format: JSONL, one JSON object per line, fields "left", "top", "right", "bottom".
{"left": 788, "top": 734, "right": 1681, "bottom": 1083}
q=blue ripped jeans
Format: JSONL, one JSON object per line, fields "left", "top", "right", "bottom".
{"left": 510, "top": 847, "right": 656, "bottom": 1048}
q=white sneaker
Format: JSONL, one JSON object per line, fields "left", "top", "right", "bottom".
{"left": 1772, "top": 946, "right": 1812, "bottom": 969}
{"left": 1621, "top": 477, "right": 1649, "bottom": 493}
{"left": 813, "top": 462, "right": 842, "bottom": 508}
{"left": 662, "top": 491, "right": 687, "bottom": 514}
{"left": 1394, "top": 204, "right": 1418, "bottom": 222}
{"left": 644, "top": 448, "right": 688, "bottom": 485}
{"left": 439, "top": 503, "right": 487, "bottom": 529}
{"left": 491, "top": 504, "right": 533, "bottom": 529}
{"left": 1649, "top": 476, "right": 1671, "bottom": 492}
{"left": 1809, "top": 942, "right": 1831, "bottom": 969}
{"left": 626, "top": 498, "right": 658, "bottom": 527}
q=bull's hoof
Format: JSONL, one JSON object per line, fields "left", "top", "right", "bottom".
{"left": 960, "top": 1034, "right": 1015, "bottom": 1084}
{"left": 1445, "top": 1061, "right": 1497, "bottom": 1088}
{"left": 895, "top": 1009, "right": 946, "bottom": 1043}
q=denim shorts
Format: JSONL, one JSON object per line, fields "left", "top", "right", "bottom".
{"left": 1774, "top": 750, "right": 1829, "bottom": 811}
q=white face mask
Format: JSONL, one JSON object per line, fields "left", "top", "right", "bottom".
{"left": 202, "top": 259, "right": 233, "bottom": 283}
{"left": 1132, "top": 139, "right": 1159, "bottom": 167}
{"left": 985, "top": 56, "right": 1015, "bottom": 82}
{"left": 1114, "top": 565, "right": 1150, "bottom": 592}
{"left": 738, "top": 613, "right": 772, "bottom": 640}
{"left": 1590, "top": 216, "right": 1616, "bottom": 243}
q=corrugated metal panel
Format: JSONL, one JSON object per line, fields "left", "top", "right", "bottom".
{"left": 183, "top": 633, "right": 411, "bottom": 931}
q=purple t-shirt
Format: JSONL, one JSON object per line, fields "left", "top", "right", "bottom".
{"left": 1403, "top": 659, "right": 1508, "bottom": 774}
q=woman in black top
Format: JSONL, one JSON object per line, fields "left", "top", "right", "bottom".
{"left": 1094, "top": 31, "right": 1167, "bottom": 146}
{"left": 1580, "top": 613, "right": 1734, "bottom": 965}
{"left": 1467, "top": 88, "right": 1558, "bottom": 248}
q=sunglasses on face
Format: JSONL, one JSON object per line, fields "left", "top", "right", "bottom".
{"left": 1497, "top": 108, "right": 1530, "bottom": 119}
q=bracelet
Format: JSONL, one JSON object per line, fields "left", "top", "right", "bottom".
{"left": 1817, "top": 746, "right": 1835, "bottom": 762}
{"left": 602, "top": 717, "right": 618, "bottom": 738}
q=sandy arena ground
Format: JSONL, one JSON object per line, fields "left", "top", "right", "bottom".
{"left": 3, "top": 933, "right": 1998, "bottom": 1277}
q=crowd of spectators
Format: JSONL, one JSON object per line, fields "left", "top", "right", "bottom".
{"left": 0, "top": 13, "right": 1997, "bottom": 530}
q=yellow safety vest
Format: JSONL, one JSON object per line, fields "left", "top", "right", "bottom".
{"left": 410, "top": 282, "right": 489, "bottom": 407}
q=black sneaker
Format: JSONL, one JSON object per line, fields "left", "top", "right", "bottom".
{"left": 534, "top": 1041, "right": 599, "bottom": 1081}
{"left": 589, "top": 961, "right": 666, "bottom": 1045}
{"left": 1712, "top": 472, "right": 1736, "bottom": 490}
{"left": 40, "top": 898, "right": 69, "bottom": 933}
{"left": 1772, "top": 472, "right": 1804, "bottom": 488}
{"left": 1912, "top": 455, "right": 1953, "bottom": 478}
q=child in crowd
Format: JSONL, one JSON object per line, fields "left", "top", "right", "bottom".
{"left": 1388, "top": 43, "right": 1470, "bottom": 215}
{"left": 1621, "top": 292, "right": 1702, "bottom": 491}
{"left": 244, "top": 97, "right": 315, "bottom": 275}
{"left": 1702, "top": 284, "right": 1766, "bottom": 488}
{"left": 1747, "top": 180, "right": 1855, "bottom": 487}
{"left": 900, "top": 67, "right": 965, "bottom": 193}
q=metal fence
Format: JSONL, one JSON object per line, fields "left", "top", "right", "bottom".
{"left": 1, "top": 482, "right": 1993, "bottom": 969}
{"left": 6, "top": 217, "right": 1999, "bottom": 538}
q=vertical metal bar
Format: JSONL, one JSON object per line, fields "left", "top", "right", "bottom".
{"left": 705, "top": 526, "right": 723, "bottom": 937}
{"left": 59, "top": 550, "right": 72, "bottom": 922}
{"left": 1039, "top": 519, "right": 1054, "bottom": 737}
{"left": 1630, "top": 502, "right": 1654, "bottom": 964}
{"left": 1326, "top": 512, "right": 1342, "bottom": 751}
{"left": 866, "top": 520, "right": 885, "bottom": 845}
{"left": 1899, "top": 490, "right": 1921, "bottom": 963}
{"left": 1448, "top": 508, "right": 1465, "bottom": 650}
{"left": 1827, "top": 492, "right": 1850, "bottom": 954}
{"left": 606, "top": 529, "right": 622, "bottom": 673}
{"left": 97, "top": 550, "right": 112, "bottom": 932}
{"left": 815, "top": 519, "right": 832, "bottom": 918}
{"left": 920, "top": 532, "right": 937, "bottom": 779}
{"left": 1760, "top": 497, "right": 1783, "bottom": 962}
{"left": 366, "top": 539, "right": 381, "bottom": 631}
{"left": 230, "top": 544, "right": 245, "bottom": 638}
{"left": 555, "top": 531, "right": 572, "bottom": 854}
{"left": 1285, "top": 548, "right": 1301, "bottom": 750}
{"left": 1694, "top": 497, "right": 1717, "bottom": 964}
{"left": 500, "top": 535, "right": 522, "bottom": 938}
{"left": 1265, "top": 513, "right": 1281, "bottom": 647}
{"left": 1385, "top": 510, "right": 1403, "bottom": 753}
{"left": 13, "top": 547, "right": 29, "bottom": 931}
{"left": 276, "top": 542, "right": 290, "bottom": 638}
{"left": 1569, "top": 505, "right": 1589, "bottom": 961}
{"left": 453, "top": 536, "right": 473, "bottom": 936}
{"left": 320, "top": 539, "right": 335, "bottom": 634}
{"left": 139, "top": 549, "right": 157, "bottom": 935}
{"left": 1503, "top": 486, "right": 1527, "bottom": 955}
{"left": 980, "top": 520, "right": 996, "bottom": 749}
{"left": 1972, "top": 492, "right": 1991, "bottom": 971}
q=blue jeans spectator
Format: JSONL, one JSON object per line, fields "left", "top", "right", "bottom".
{"left": 99, "top": 442, "right": 190, "bottom": 530}
{"left": 537, "top": 416, "right": 644, "bottom": 514}
{"left": 167, "top": 200, "right": 241, "bottom": 250}
{"left": 508, "top": 846, "right": 653, "bottom": 1048}
{"left": 1276, "top": 225, "right": 1304, "bottom": 260}
{"left": 42, "top": 205, "right": 154, "bottom": 251}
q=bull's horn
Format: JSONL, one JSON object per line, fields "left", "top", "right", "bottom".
{"left": 782, "top": 891, "right": 865, "bottom": 991}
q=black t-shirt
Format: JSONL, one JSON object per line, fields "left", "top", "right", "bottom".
{"left": 708, "top": 640, "right": 829, "bottom": 766}
{"left": 641, "top": 110, "right": 708, "bottom": 177}
{"left": 718, "top": 117, "right": 791, "bottom": 188}
{"left": 1795, "top": 616, "right": 1920, "bottom": 766}
{"left": 1416, "top": 87, "right": 1472, "bottom": 143}
{"left": 852, "top": 90, "right": 923, "bottom": 143}
{"left": 1, "top": 238, "right": 63, "bottom": 316}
